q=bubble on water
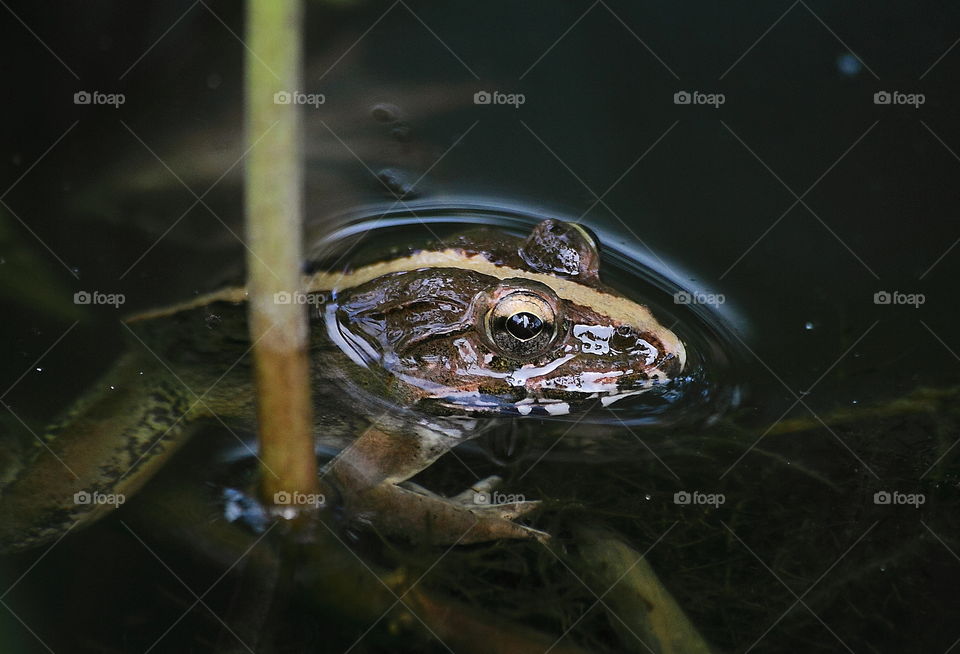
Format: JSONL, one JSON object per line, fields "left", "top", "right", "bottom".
{"left": 35, "top": 367, "right": 42, "bottom": 372}
{"left": 377, "top": 168, "right": 418, "bottom": 199}
{"left": 371, "top": 103, "right": 401, "bottom": 123}
{"left": 837, "top": 53, "right": 862, "bottom": 77}
{"left": 804, "top": 321, "right": 815, "bottom": 331}
{"left": 391, "top": 124, "right": 411, "bottom": 142}
{"left": 207, "top": 73, "right": 222, "bottom": 90}
{"left": 644, "top": 494, "right": 651, "bottom": 500}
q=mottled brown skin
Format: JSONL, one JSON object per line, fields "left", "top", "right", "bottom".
{"left": 0, "top": 220, "right": 686, "bottom": 552}
{"left": 333, "top": 268, "right": 681, "bottom": 412}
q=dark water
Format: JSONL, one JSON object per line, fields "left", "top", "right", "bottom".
{"left": 2, "top": 2, "right": 959, "bottom": 653}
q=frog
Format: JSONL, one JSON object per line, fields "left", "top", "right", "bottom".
{"left": 0, "top": 219, "right": 686, "bottom": 553}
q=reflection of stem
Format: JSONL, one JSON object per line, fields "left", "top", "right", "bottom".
{"left": 244, "top": 0, "right": 319, "bottom": 503}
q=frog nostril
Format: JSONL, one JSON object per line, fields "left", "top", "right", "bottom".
{"left": 506, "top": 312, "right": 543, "bottom": 340}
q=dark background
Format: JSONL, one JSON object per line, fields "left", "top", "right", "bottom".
{"left": 1, "top": 2, "right": 958, "bottom": 652}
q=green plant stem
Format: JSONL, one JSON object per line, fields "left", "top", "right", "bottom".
{"left": 244, "top": 0, "right": 319, "bottom": 505}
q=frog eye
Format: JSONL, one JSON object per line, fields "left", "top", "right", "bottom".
{"left": 505, "top": 311, "right": 543, "bottom": 340}
{"left": 485, "top": 290, "right": 558, "bottom": 357}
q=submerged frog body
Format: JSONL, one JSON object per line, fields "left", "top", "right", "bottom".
{"left": 0, "top": 220, "right": 685, "bottom": 552}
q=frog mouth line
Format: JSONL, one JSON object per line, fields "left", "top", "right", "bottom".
{"left": 424, "top": 387, "right": 649, "bottom": 417}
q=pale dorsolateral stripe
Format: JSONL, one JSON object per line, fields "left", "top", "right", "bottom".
{"left": 126, "top": 248, "right": 686, "bottom": 369}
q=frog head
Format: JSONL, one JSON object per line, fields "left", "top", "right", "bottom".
{"left": 325, "top": 220, "right": 686, "bottom": 416}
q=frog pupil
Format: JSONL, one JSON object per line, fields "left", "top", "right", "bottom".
{"left": 506, "top": 312, "right": 543, "bottom": 340}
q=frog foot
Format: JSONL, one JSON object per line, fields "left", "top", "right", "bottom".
{"left": 448, "top": 474, "right": 510, "bottom": 505}
{"left": 354, "top": 479, "right": 548, "bottom": 545}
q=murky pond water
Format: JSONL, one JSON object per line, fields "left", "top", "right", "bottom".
{"left": 2, "top": 2, "right": 959, "bottom": 653}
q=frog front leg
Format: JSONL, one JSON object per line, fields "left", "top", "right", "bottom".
{"left": 322, "top": 424, "right": 547, "bottom": 544}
